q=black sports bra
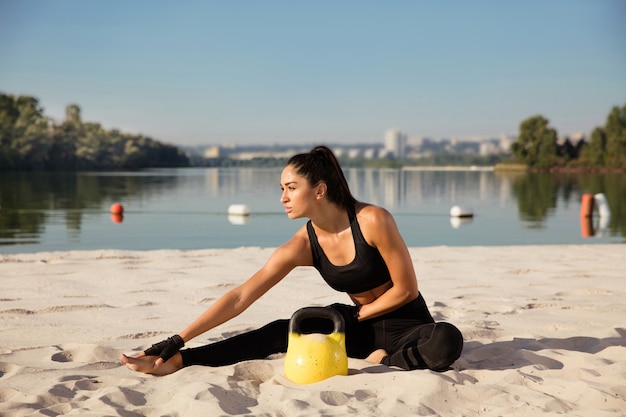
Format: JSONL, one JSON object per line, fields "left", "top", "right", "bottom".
{"left": 306, "top": 208, "right": 392, "bottom": 293}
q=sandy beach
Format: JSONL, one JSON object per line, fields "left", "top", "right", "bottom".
{"left": 1, "top": 244, "right": 624, "bottom": 416}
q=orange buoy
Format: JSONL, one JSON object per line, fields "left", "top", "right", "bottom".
{"left": 110, "top": 203, "right": 124, "bottom": 215}
{"left": 580, "top": 216, "right": 594, "bottom": 238}
{"left": 580, "top": 194, "right": 594, "bottom": 218}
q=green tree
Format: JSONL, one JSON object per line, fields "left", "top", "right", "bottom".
{"left": 604, "top": 103, "right": 626, "bottom": 169}
{"left": 579, "top": 102, "right": 626, "bottom": 169}
{"left": 0, "top": 93, "right": 22, "bottom": 168}
{"left": 510, "top": 115, "right": 559, "bottom": 169}
{"left": 0, "top": 93, "right": 51, "bottom": 170}
{"left": 76, "top": 122, "right": 104, "bottom": 169}
{"left": 581, "top": 127, "right": 607, "bottom": 167}
{"left": 15, "top": 96, "right": 50, "bottom": 169}
{"left": 65, "top": 104, "right": 82, "bottom": 126}
{"left": 557, "top": 137, "right": 579, "bottom": 162}
{"left": 48, "top": 122, "right": 78, "bottom": 170}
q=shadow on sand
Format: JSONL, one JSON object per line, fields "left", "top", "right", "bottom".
{"left": 457, "top": 327, "right": 626, "bottom": 371}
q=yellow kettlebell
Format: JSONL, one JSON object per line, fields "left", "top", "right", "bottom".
{"left": 284, "top": 307, "right": 348, "bottom": 384}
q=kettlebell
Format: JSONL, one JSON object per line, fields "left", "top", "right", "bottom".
{"left": 284, "top": 307, "right": 348, "bottom": 384}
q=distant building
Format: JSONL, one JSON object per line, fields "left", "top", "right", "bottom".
{"left": 384, "top": 129, "right": 407, "bottom": 158}
{"left": 499, "top": 134, "right": 516, "bottom": 153}
{"left": 347, "top": 148, "right": 362, "bottom": 159}
{"left": 406, "top": 135, "right": 423, "bottom": 148}
{"left": 363, "top": 148, "right": 376, "bottom": 159}
{"left": 479, "top": 142, "right": 496, "bottom": 156}
{"left": 203, "top": 146, "right": 221, "bottom": 158}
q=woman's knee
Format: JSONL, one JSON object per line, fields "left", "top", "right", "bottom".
{"left": 421, "top": 322, "right": 463, "bottom": 371}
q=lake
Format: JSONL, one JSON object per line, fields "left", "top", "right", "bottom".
{"left": 1, "top": 168, "right": 624, "bottom": 254}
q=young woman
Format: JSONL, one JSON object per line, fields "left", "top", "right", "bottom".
{"left": 121, "top": 146, "right": 463, "bottom": 375}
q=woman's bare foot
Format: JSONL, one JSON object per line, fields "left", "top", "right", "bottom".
{"left": 365, "top": 348, "right": 388, "bottom": 364}
{"left": 120, "top": 352, "right": 183, "bottom": 376}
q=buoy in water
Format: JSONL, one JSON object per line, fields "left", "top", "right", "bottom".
{"left": 580, "top": 216, "right": 594, "bottom": 238}
{"left": 580, "top": 193, "right": 610, "bottom": 238}
{"left": 450, "top": 205, "right": 474, "bottom": 218}
{"left": 580, "top": 194, "right": 594, "bottom": 218}
{"left": 450, "top": 216, "right": 473, "bottom": 229}
{"left": 228, "top": 215, "right": 250, "bottom": 225}
{"left": 593, "top": 193, "right": 610, "bottom": 218}
{"left": 110, "top": 203, "right": 124, "bottom": 215}
{"left": 228, "top": 204, "right": 250, "bottom": 216}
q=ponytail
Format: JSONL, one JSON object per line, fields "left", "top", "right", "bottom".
{"left": 287, "top": 146, "right": 357, "bottom": 210}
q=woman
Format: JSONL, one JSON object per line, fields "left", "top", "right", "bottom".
{"left": 121, "top": 146, "right": 463, "bottom": 375}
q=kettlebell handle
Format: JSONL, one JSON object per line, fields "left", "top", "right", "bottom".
{"left": 288, "top": 307, "right": 345, "bottom": 335}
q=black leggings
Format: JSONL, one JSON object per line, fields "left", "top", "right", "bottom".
{"left": 180, "top": 294, "right": 463, "bottom": 371}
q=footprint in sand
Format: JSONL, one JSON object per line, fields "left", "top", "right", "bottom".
{"left": 0, "top": 362, "right": 20, "bottom": 379}
{"left": 46, "top": 375, "right": 146, "bottom": 412}
{"left": 50, "top": 344, "right": 122, "bottom": 370}
{"left": 232, "top": 361, "right": 275, "bottom": 384}
{"left": 0, "top": 387, "right": 22, "bottom": 403}
{"left": 320, "top": 390, "right": 349, "bottom": 406}
{"left": 116, "top": 331, "right": 169, "bottom": 340}
{"left": 281, "top": 399, "right": 310, "bottom": 413}
{"left": 38, "top": 304, "right": 114, "bottom": 313}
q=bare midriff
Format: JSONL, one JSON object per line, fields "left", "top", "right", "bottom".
{"left": 349, "top": 280, "right": 393, "bottom": 306}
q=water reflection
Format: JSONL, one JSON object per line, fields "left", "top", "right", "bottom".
{"left": 1, "top": 168, "right": 625, "bottom": 251}
{"left": 507, "top": 172, "right": 626, "bottom": 236}
{"left": 346, "top": 169, "right": 502, "bottom": 210}
{"left": 510, "top": 173, "right": 560, "bottom": 228}
{"left": 0, "top": 170, "right": 180, "bottom": 245}
{"left": 450, "top": 217, "right": 474, "bottom": 229}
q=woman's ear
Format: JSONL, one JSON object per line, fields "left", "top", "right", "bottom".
{"left": 315, "top": 183, "right": 327, "bottom": 199}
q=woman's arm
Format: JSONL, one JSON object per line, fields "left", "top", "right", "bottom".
{"left": 130, "top": 228, "right": 312, "bottom": 369}
{"left": 179, "top": 231, "right": 311, "bottom": 342}
{"left": 355, "top": 205, "right": 419, "bottom": 320}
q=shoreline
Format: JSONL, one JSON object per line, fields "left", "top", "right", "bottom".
{"left": 1, "top": 244, "right": 625, "bottom": 416}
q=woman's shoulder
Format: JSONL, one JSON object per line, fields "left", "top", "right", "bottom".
{"left": 354, "top": 203, "right": 397, "bottom": 241}
{"left": 354, "top": 203, "right": 403, "bottom": 248}
{"left": 355, "top": 202, "right": 393, "bottom": 222}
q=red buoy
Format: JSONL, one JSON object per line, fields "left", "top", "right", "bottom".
{"left": 110, "top": 203, "right": 124, "bottom": 215}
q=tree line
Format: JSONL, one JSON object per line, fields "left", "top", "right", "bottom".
{"left": 508, "top": 102, "right": 626, "bottom": 171}
{"left": 3, "top": 92, "right": 625, "bottom": 171}
{"left": 0, "top": 93, "right": 190, "bottom": 171}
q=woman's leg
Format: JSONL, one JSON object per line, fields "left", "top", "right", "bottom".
{"left": 380, "top": 322, "right": 463, "bottom": 371}
{"left": 181, "top": 313, "right": 358, "bottom": 367}
{"left": 121, "top": 320, "right": 289, "bottom": 375}
{"left": 121, "top": 317, "right": 336, "bottom": 374}
{"left": 181, "top": 319, "right": 290, "bottom": 367}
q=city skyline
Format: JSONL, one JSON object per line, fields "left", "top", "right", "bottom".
{"left": 1, "top": 1, "right": 625, "bottom": 146}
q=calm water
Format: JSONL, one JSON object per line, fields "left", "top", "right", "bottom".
{"left": 1, "top": 168, "right": 624, "bottom": 254}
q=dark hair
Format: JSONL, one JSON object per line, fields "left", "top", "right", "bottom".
{"left": 287, "top": 145, "right": 357, "bottom": 210}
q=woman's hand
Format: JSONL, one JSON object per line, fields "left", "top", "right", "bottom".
{"left": 141, "top": 334, "right": 185, "bottom": 368}
{"left": 329, "top": 303, "right": 361, "bottom": 325}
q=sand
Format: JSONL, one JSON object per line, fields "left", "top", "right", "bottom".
{"left": 1, "top": 244, "right": 624, "bottom": 416}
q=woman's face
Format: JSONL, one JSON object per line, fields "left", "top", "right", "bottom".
{"left": 280, "top": 165, "right": 317, "bottom": 219}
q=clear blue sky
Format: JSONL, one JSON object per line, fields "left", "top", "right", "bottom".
{"left": 1, "top": 0, "right": 625, "bottom": 146}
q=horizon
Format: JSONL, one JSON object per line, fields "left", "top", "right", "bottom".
{"left": 1, "top": 1, "right": 625, "bottom": 146}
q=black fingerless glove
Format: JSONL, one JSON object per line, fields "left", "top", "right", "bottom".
{"left": 329, "top": 303, "right": 361, "bottom": 327}
{"left": 144, "top": 334, "right": 184, "bottom": 362}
